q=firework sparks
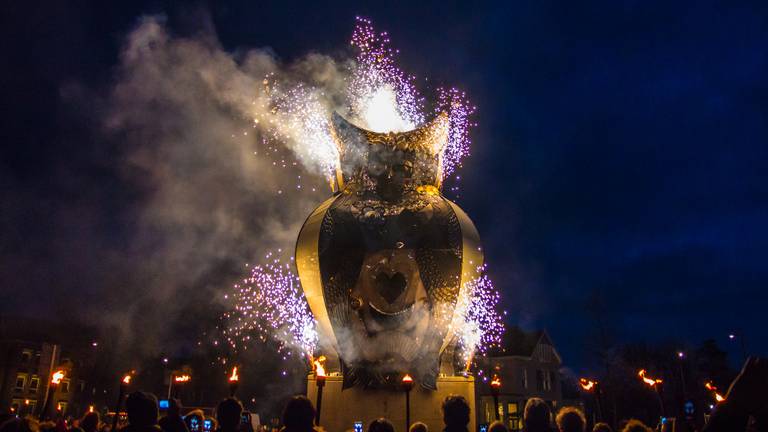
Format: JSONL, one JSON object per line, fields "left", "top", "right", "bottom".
{"left": 220, "top": 17, "right": 484, "bottom": 367}
{"left": 253, "top": 17, "right": 476, "bottom": 184}
{"left": 450, "top": 268, "right": 505, "bottom": 370}
{"left": 222, "top": 252, "right": 318, "bottom": 361}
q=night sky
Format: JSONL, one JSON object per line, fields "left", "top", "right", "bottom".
{"left": 2, "top": 0, "right": 767, "bottom": 372}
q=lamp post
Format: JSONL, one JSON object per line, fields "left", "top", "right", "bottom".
{"left": 111, "top": 374, "right": 131, "bottom": 432}
{"left": 490, "top": 375, "right": 502, "bottom": 421}
{"left": 228, "top": 366, "right": 239, "bottom": 397}
{"left": 401, "top": 374, "right": 414, "bottom": 431}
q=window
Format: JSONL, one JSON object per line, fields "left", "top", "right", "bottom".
{"left": 543, "top": 371, "right": 552, "bottom": 391}
{"left": 15, "top": 373, "right": 27, "bottom": 391}
{"left": 521, "top": 368, "right": 528, "bottom": 389}
{"left": 29, "top": 376, "right": 39, "bottom": 391}
{"left": 60, "top": 379, "right": 70, "bottom": 394}
{"left": 21, "top": 349, "right": 32, "bottom": 363}
{"left": 507, "top": 402, "right": 522, "bottom": 431}
{"left": 57, "top": 401, "right": 67, "bottom": 413}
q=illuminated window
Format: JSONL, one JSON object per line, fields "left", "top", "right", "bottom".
{"left": 21, "top": 350, "right": 33, "bottom": 363}
{"left": 507, "top": 403, "right": 522, "bottom": 431}
{"left": 29, "top": 376, "right": 39, "bottom": 391}
{"left": 15, "top": 373, "right": 27, "bottom": 391}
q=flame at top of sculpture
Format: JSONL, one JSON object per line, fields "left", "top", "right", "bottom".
{"left": 296, "top": 114, "right": 482, "bottom": 390}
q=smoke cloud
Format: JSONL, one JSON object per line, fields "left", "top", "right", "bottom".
{"left": 83, "top": 15, "right": 353, "bottom": 358}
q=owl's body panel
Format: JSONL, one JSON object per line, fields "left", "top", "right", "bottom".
{"left": 295, "top": 114, "right": 482, "bottom": 390}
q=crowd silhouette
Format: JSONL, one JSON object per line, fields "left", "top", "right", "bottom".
{"left": 1, "top": 357, "right": 766, "bottom": 432}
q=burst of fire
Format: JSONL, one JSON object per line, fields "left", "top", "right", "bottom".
{"left": 638, "top": 369, "right": 663, "bottom": 387}
{"left": 313, "top": 356, "right": 327, "bottom": 377}
{"left": 705, "top": 381, "right": 726, "bottom": 402}
{"left": 229, "top": 366, "right": 239, "bottom": 382}
{"left": 51, "top": 370, "right": 65, "bottom": 384}
{"left": 174, "top": 375, "right": 191, "bottom": 383}
{"left": 490, "top": 374, "right": 502, "bottom": 389}
{"left": 579, "top": 378, "right": 597, "bottom": 391}
{"left": 122, "top": 374, "right": 132, "bottom": 384}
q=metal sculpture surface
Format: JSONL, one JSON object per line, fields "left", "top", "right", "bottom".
{"left": 296, "top": 113, "right": 482, "bottom": 389}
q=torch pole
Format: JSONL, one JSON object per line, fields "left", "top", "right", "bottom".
{"left": 315, "top": 376, "right": 325, "bottom": 426}
{"left": 40, "top": 382, "right": 57, "bottom": 420}
{"left": 654, "top": 386, "right": 666, "bottom": 419}
{"left": 405, "top": 389, "right": 411, "bottom": 431}
{"left": 401, "top": 374, "right": 414, "bottom": 432}
{"left": 111, "top": 381, "right": 127, "bottom": 432}
{"left": 490, "top": 375, "right": 501, "bottom": 421}
{"left": 594, "top": 384, "right": 603, "bottom": 423}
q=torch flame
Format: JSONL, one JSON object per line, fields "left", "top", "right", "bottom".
{"left": 402, "top": 374, "right": 413, "bottom": 384}
{"left": 313, "top": 356, "right": 326, "bottom": 377}
{"left": 490, "top": 374, "right": 501, "bottom": 388}
{"left": 51, "top": 370, "right": 65, "bottom": 384}
{"left": 122, "top": 374, "right": 132, "bottom": 384}
{"left": 638, "top": 369, "right": 662, "bottom": 387}
{"left": 174, "top": 374, "right": 191, "bottom": 383}
{"left": 579, "top": 378, "right": 597, "bottom": 391}
{"left": 89, "top": 405, "right": 94, "bottom": 413}
{"left": 229, "top": 366, "right": 239, "bottom": 382}
{"left": 705, "top": 381, "right": 726, "bottom": 402}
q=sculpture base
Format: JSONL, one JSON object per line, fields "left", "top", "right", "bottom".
{"left": 306, "top": 375, "right": 476, "bottom": 432}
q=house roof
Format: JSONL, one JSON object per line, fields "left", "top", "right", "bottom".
{"left": 486, "top": 326, "right": 560, "bottom": 360}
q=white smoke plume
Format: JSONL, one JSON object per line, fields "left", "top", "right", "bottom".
{"left": 95, "top": 15, "right": 352, "bottom": 357}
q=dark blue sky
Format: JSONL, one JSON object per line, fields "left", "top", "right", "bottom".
{"left": 1, "top": 0, "right": 767, "bottom": 371}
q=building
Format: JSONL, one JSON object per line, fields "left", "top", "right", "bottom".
{"left": 0, "top": 340, "right": 76, "bottom": 416}
{"left": 0, "top": 316, "right": 96, "bottom": 417}
{"left": 475, "top": 327, "right": 563, "bottom": 431}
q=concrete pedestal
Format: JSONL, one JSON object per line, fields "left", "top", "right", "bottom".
{"left": 306, "top": 375, "right": 475, "bottom": 432}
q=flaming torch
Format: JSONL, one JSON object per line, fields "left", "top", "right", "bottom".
{"left": 228, "top": 366, "right": 240, "bottom": 397}
{"left": 41, "top": 370, "right": 65, "bottom": 419}
{"left": 111, "top": 374, "right": 132, "bottom": 432}
{"left": 490, "top": 374, "right": 502, "bottom": 421}
{"left": 704, "top": 381, "right": 726, "bottom": 403}
{"left": 172, "top": 374, "right": 191, "bottom": 399}
{"left": 401, "top": 374, "right": 414, "bottom": 431}
{"left": 579, "top": 378, "right": 603, "bottom": 423}
{"left": 638, "top": 369, "right": 666, "bottom": 417}
{"left": 313, "top": 357, "right": 326, "bottom": 426}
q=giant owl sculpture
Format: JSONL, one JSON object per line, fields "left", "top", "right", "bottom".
{"left": 296, "top": 113, "right": 482, "bottom": 390}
